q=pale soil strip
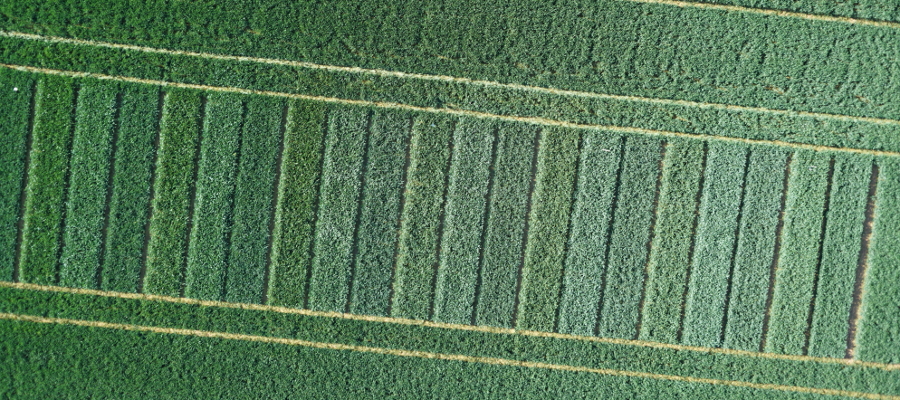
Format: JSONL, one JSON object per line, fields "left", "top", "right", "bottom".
{"left": 624, "top": 0, "right": 900, "bottom": 30}
{"left": 2, "top": 280, "right": 898, "bottom": 372}
{"left": 2, "top": 63, "right": 898, "bottom": 160}
{"left": 0, "top": 312, "right": 896, "bottom": 399}
{"left": 1, "top": 30, "right": 899, "bottom": 127}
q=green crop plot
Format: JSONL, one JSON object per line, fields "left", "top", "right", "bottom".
{"left": 2, "top": 0, "right": 900, "bottom": 397}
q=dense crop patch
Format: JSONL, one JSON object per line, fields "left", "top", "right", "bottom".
{"left": 3, "top": 0, "right": 900, "bottom": 396}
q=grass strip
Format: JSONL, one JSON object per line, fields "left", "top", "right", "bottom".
{"left": 99, "top": 83, "right": 160, "bottom": 292}
{"left": 1, "top": 285, "right": 899, "bottom": 398}
{"left": 808, "top": 155, "right": 871, "bottom": 358}
{"left": 723, "top": 147, "right": 790, "bottom": 351}
{"left": 766, "top": 150, "right": 831, "bottom": 355}
{"left": 638, "top": 139, "right": 705, "bottom": 343}
{"left": 307, "top": 106, "right": 368, "bottom": 312}
{"left": 475, "top": 122, "right": 537, "bottom": 328}
{"left": 557, "top": 132, "right": 622, "bottom": 336}
{"left": 516, "top": 126, "right": 580, "bottom": 332}
{"left": 432, "top": 118, "right": 494, "bottom": 324}
{"left": 1, "top": 318, "right": 832, "bottom": 400}
{"left": 267, "top": 100, "right": 326, "bottom": 308}
{"left": 143, "top": 89, "right": 202, "bottom": 296}
{"left": 183, "top": 92, "right": 242, "bottom": 300}
{"left": 0, "top": 68, "right": 33, "bottom": 280}
{"left": 349, "top": 110, "right": 410, "bottom": 316}
{"left": 3, "top": 1, "right": 900, "bottom": 126}
{"left": 682, "top": 142, "right": 748, "bottom": 347}
{"left": 596, "top": 136, "right": 663, "bottom": 339}
{"left": 2, "top": 34, "right": 899, "bottom": 156}
{"left": 690, "top": 0, "right": 900, "bottom": 23}
{"left": 857, "top": 157, "right": 900, "bottom": 364}
{"left": 390, "top": 115, "right": 453, "bottom": 320}
{"left": 58, "top": 79, "right": 116, "bottom": 289}
{"left": 224, "top": 95, "right": 283, "bottom": 304}
{"left": 18, "top": 76, "right": 74, "bottom": 285}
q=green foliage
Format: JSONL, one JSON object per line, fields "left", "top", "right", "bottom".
{"left": 0, "top": 69, "right": 33, "bottom": 280}
{"left": 390, "top": 115, "right": 453, "bottom": 320}
{"left": 682, "top": 142, "right": 748, "bottom": 347}
{"left": 557, "top": 131, "right": 622, "bottom": 336}
{"left": 2, "top": 286, "right": 900, "bottom": 399}
{"left": 267, "top": 100, "right": 325, "bottom": 308}
{"left": 307, "top": 106, "right": 368, "bottom": 312}
{"left": 596, "top": 136, "right": 662, "bottom": 339}
{"left": 433, "top": 118, "right": 494, "bottom": 324}
{"left": 516, "top": 126, "right": 579, "bottom": 332}
{"left": 143, "top": 89, "right": 202, "bottom": 296}
{"left": 857, "top": 158, "right": 900, "bottom": 363}
{"left": 100, "top": 84, "right": 159, "bottom": 292}
{"left": 475, "top": 123, "right": 536, "bottom": 328}
{"left": 58, "top": 79, "right": 116, "bottom": 289}
{"left": 2, "top": 0, "right": 900, "bottom": 387}
{"left": 638, "top": 139, "right": 704, "bottom": 343}
{"left": 807, "top": 155, "right": 871, "bottom": 358}
{"left": 18, "top": 76, "right": 74, "bottom": 285}
{"left": 766, "top": 151, "right": 831, "bottom": 355}
{"left": 349, "top": 110, "right": 409, "bottom": 316}
{"left": 224, "top": 96, "right": 283, "bottom": 304}
{"left": 723, "top": 148, "right": 789, "bottom": 351}
{"left": 183, "top": 92, "right": 242, "bottom": 301}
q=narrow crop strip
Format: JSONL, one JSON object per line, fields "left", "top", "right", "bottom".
{"left": 0, "top": 311, "right": 897, "bottom": 400}
{"left": 2, "top": 64, "right": 897, "bottom": 160}
{"left": 1, "top": 30, "right": 898, "bottom": 127}
{"left": 623, "top": 0, "right": 900, "bottom": 29}
{"left": 2, "top": 281, "right": 897, "bottom": 371}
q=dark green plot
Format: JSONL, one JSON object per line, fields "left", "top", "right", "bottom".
{"left": 100, "top": 84, "right": 160, "bottom": 293}
{"left": 390, "top": 115, "right": 454, "bottom": 320}
{"left": 143, "top": 90, "right": 203, "bottom": 297}
{"left": 225, "top": 96, "right": 283, "bottom": 304}
{"left": 267, "top": 100, "right": 326, "bottom": 308}
{"left": 349, "top": 110, "right": 410, "bottom": 316}
{"left": 184, "top": 93, "right": 242, "bottom": 301}
{"left": 0, "top": 69, "right": 34, "bottom": 281}
{"left": 516, "top": 126, "right": 580, "bottom": 332}
{"left": 638, "top": 139, "right": 705, "bottom": 344}
{"left": 596, "top": 136, "right": 663, "bottom": 339}
{"left": 59, "top": 80, "right": 116, "bottom": 289}
{"left": 557, "top": 131, "right": 622, "bottom": 336}
{"left": 307, "top": 106, "right": 368, "bottom": 312}
{"left": 682, "top": 142, "right": 748, "bottom": 348}
{"left": 18, "top": 76, "right": 75, "bottom": 286}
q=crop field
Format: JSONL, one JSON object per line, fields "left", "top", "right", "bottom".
{"left": 1, "top": 0, "right": 900, "bottom": 398}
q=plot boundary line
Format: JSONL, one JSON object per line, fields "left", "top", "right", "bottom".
{"left": 0, "top": 312, "right": 896, "bottom": 399}
{"left": 1, "top": 63, "right": 898, "bottom": 159}
{"left": 623, "top": 0, "right": 900, "bottom": 29}
{"left": 1, "top": 30, "right": 899, "bottom": 128}
{"left": 1, "top": 281, "right": 897, "bottom": 371}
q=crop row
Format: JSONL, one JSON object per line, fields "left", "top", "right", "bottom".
{"left": 0, "top": 73, "right": 893, "bottom": 362}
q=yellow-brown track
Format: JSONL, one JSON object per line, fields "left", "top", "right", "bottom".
{"left": 1, "top": 30, "right": 900, "bottom": 127}
{"left": 1, "top": 63, "right": 898, "bottom": 160}
{"left": 1, "top": 281, "right": 898, "bottom": 372}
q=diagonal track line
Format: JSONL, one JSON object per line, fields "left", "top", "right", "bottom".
{"left": 1, "top": 30, "right": 899, "bottom": 127}
{"left": 1, "top": 63, "right": 898, "bottom": 159}
{"left": 1, "top": 280, "right": 898, "bottom": 371}
{"left": 0, "top": 311, "right": 897, "bottom": 399}
{"left": 623, "top": 0, "right": 900, "bottom": 29}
